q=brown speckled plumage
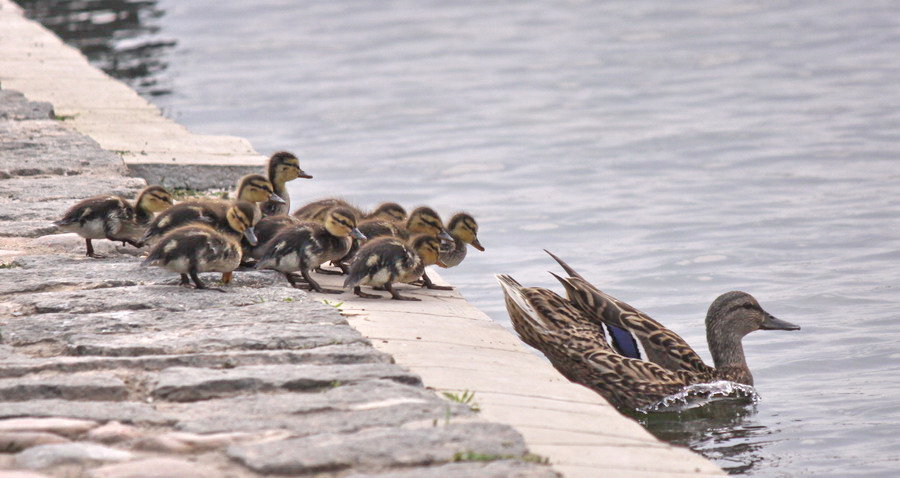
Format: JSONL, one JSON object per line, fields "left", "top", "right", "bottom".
{"left": 498, "top": 251, "right": 801, "bottom": 409}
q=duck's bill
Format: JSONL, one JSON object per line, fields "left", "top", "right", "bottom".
{"left": 297, "top": 168, "right": 313, "bottom": 179}
{"left": 351, "top": 228, "right": 367, "bottom": 241}
{"left": 760, "top": 314, "right": 800, "bottom": 331}
{"left": 436, "top": 259, "right": 449, "bottom": 268}
{"left": 438, "top": 230, "right": 454, "bottom": 242}
{"left": 243, "top": 227, "right": 259, "bottom": 246}
{"left": 269, "top": 193, "right": 286, "bottom": 203}
{"left": 471, "top": 237, "right": 485, "bottom": 251}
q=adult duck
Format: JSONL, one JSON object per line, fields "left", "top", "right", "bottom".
{"left": 497, "top": 251, "right": 800, "bottom": 409}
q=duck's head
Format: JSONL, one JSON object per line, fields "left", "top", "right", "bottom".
{"left": 706, "top": 291, "right": 800, "bottom": 341}
{"left": 237, "top": 174, "right": 284, "bottom": 204}
{"left": 447, "top": 212, "right": 484, "bottom": 251}
{"left": 226, "top": 200, "right": 260, "bottom": 245}
{"left": 268, "top": 151, "right": 312, "bottom": 184}
{"left": 407, "top": 206, "right": 453, "bottom": 242}
{"left": 324, "top": 207, "right": 367, "bottom": 241}
{"left": 410, "top": 234, "right": 447, "bottom": 268}
{"left": 136, "top": 185, "right": 174, "bottom": 213}
{"left": 369, "top": 202, "right": 407, "bottom": 222}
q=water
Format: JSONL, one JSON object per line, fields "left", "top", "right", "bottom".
{"left": 16, "top": 1, "right": 900, "bottom": 475}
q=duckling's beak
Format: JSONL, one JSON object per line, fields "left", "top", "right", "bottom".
{"left": 296, "top": 167, "right": 313, "bottom": 179}
{"left": 470, "top": 237, "right": 485, "bottom": 251}
{"left": 436, "top": 259, "right": 449, "bottom": 268}
{"left": 269, "top": 193, "right": 285, "bottom": 203}
{"left": 243, "top": 227, "right": 259, "bottom": 246}
{"left": 350, "top": 228, "right": 367, "bottom": 241}
{"left": 760, "top": 313, "right": 800, "bottom": 331}
{"left": 438, "top": 230, "right": 454, "bottom": 243}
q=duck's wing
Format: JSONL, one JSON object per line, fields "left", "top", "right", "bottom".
{"left": 498, "top": 274, "right": 693, "bottom": 409}
{"left": 545, "top": 251, "right": 713, "bottom": 375}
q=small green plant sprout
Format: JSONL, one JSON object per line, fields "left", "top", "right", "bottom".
{"left": 452, "top": 451, "right": 503, "bottom": 462}
{"left": 322, "top": 299, "right": 344, "bottom": 309}
{"left": 282, "top": 297, "right": 295, "bottom": 302}
{"left": 54, "top": 113, "right": 78, "bottom": 121}
{"left": 442, "top": 389, "right": 481, "bottom": 412}
{"left": 0, "top": 261, "right": 21, "bottom": 269}
{"left": 522, "top": 453, "right": 550, "bottom": 465}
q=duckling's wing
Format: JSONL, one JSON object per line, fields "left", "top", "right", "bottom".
{"left": 54, "top": 197, "right": 123, "bottom": 227}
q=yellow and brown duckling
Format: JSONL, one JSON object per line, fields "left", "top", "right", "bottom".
{"left": 261, "top": 151, "right": 312, "bottom": 217}
{"left": 141, "top": 201, "right": 259, "bottom": 291}
{"left": 140, "top": 174, "right": 281, "bottom": 247}
{"left": 256, "top": 207, "right": 366, "bottom": 293}
{"left": 365, "top": 202, "right": 407, "bottom": 222}
{"left": 54, "top": 185, "right": 173, "bottom": 258}
{"left": 334, "top": 205, "right": 445, "bottom": 273}
{"left": 246, "top": 214, "right": 304, "bottom": 261}
{"left": 293, "top": 198, "right": 363, "bottom": 223}
{"left": 439, "top": 212, "right": 485, "bottom": 268}
{"left": 344, "top": 234, "right": 447, "bottom": 301}
{"left": 497, "top": 251, "right": 801, "bottom": 409}
{"left": 404, "top": 206, "right": 454, "bottom": 290}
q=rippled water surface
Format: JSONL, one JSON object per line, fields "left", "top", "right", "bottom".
{"left": 18, "top": 0, "right": 900, "bottom": 475}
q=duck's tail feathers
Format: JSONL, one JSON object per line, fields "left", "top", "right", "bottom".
{"left": 496, "top": 274, "right": 552, "bottom": 334}
{"left": 544, "top": 249, "right": 586, "bottom": 280}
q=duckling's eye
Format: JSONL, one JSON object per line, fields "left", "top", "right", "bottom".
{"left": 742, "top": 303, "right": 754, "bottom": 310}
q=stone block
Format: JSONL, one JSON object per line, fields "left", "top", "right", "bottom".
{"left": 228, "top": 423, "right": 529, "bottom": 475}
{"left": 88, "top": 458, "right": 219, "bottom": 478}
{"left": 15, "top": 442, "right": 132, "bottom": 469}
{"left": 151, "top": 363, "right": 421, "bottom": 402}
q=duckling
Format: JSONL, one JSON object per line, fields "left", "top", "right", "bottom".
{"left": 261, "top": 151, "right": 312, "bottom": 217}
{"left": 344, "top": 234, "right": 447, "bottom": 301}
{"left": 141, "top": 201, "right": 259, "bottom": 291}
{"left": 293, "top": 198, "right": 363, "bottom": 223}
{"left": 244, "top": 214, "right": 303, "bottom": 261}
{"left": 439, "top": 212, "right": 485, "bottom": 268}
{"left": 365, "top": 202, "right": 407, "bottom": 222}
{"left": 256, "top": 207, "right": 366, "bottom": 293}
{"left": 332, "top": 205, "right": 446, "bottom": 274}
{"left": 140, "top": 174, "right": 281, "bottom": 247}
{"left": 54, "top": 185, "right": 174, "bottom": 258}
{"left": 404, "top": 206, "right": 454, "bottom": 290}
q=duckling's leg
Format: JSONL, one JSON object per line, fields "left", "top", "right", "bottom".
{"left": 353, "top": 286, "right": 383, "bottom": 299}
{"left": 85, "top": 239, "right": 105, "bottom": 259}
{"left": 179, "top": 274, "right": 191, "bottom": 286}
{"left": 421, "top": 272, "right": 453, "bottom": 290}
{"left": 385, "top": 282, "right": 421, "bottom": 301}
{"left": 315, "top": 265, "right": 343, "bottom": 276}
{"left": 301, "top": 268, "right": 343, "bottom": 294}
{"left": 284, "top": 272, "right": 306, "bottom": 289}
{"left": 190, "top": 270, "right": 225, "bottom": 292}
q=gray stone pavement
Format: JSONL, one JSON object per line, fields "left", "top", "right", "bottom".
{"left": 0, "top": 88, "right": 559, "bottom": 477}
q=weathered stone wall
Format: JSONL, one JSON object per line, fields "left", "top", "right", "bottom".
{"left": 0, "top": 89, "right": 559, "bottom": 477}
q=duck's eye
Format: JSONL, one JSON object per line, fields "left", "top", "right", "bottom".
{"left": 742, "top": 303, "right": 754, "bottom": 310}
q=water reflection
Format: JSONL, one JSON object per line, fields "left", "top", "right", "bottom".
{"left": 630, "top": 399, "right": 771, "bottom": 475}
{"left": 15, "top": 0, "right": 175, "bottom": 96}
